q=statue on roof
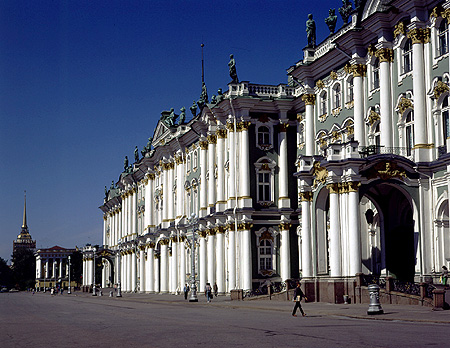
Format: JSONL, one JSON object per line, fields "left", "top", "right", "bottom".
{"left": 339, "top": 0, "right": 353, "bottom": 24}
{"left": 197, "top": 82, "right": 208, "bottom": 109}
{"left": 124, "top": 156, "right": 129, "bottom": 171}
{"left": 306, "top": 14, "right": 316, "bottom": 48}
{"left": 169, "top": 108, "right": 178, "bottom": 126}
{"left": 111, "top": 181, "right": 115, "bottom": 189}
{"left": 141, "top": 137, "right": 153, "bottom": 156}
{"left": 190, "top": 100, "right": 197, "bottom": 117}
{"left": 134, "top": 146, "right": 139, "bottom": 162}
{"left": 216, "top": 88, "right": 224, "bottom": 104}
{"left": 179, "top": 107, "right": 186, "bottom": 124}
{"left": 160, "top": 109, "right": 175, "bottom": 127}
{"left": 211, "top": 95, "right": 217, "bottom": 104}
{"left": 325, "top": 9, "right": 338, "bottom": 35}
{"left": 105, "top": 186, "right": 108, "bottom": 197}
{"left": 228, "top": 54, "right": 238, "bottom": 83}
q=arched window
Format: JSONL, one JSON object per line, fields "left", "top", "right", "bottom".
{"left": 259, "top": 239, "right": 273, "bottom": 271}
{"left": 321, "top": 91, "right": 328, "bottom": 115}
{"left": 372, "top": 58, "right": 380, "bottom": 90}
{"left": 333, "top": 84, "right": 341, "bottom": 109}
{"left": 255, "top": 157, "right": 276, "bottom": 206}
{"left": 403, "top": 39, "right": 413, "bottom": 74}
{"left": 193, "top": 151, "right": 198, "bottom": 170}
{"left": 439, "top": 20, "right": 449, "bottom": 56}
{"left": 347, "top": 76, "right": 354, "bottom": 102}
{"left": 405, "top": 110, "right": 414, "bottom": 156}
{"left": 258, "top": 126, "right": 270, "bottom": 145}
{"left": 442, "top": 95, "right": 450, "bottom": 143}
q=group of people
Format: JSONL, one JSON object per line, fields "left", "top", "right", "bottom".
{"left": 183, "top": 282, "right": 218, "bottom": 302}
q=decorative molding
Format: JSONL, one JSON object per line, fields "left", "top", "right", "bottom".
{"left": 299, "top": 191, "right": 313, "bottom": 202}
{"left": 348, "top": 181, "right": 361, "bottom": 192}
{"left": 330, "top": 71, "right": 338, "bottom": 80}
{"left": 368, "top": 110, "right": 380, "bottom": 126}
{"left": 397, "top": 97, "right": 414, "bottom": 115}
{"left": 326, "top": 183, "right": 340, "bottom": 194}
{"left": 237, "top": 121, "right": 251, "bottom": 131}
{"left": 434, "top": 80, "right": 449, "bottom": 99}
{"left": 207, "top": 134, "right": 217, "bottom": 144}
{"left": 199, "top": 140, "right": 208, "bottom": 150}
{"left": 312, "top": 162, "right": 328, "bottom": 188}
{"left": 278, "top": 222, "right": 291, "bottom": 230}
{"left": 316, "top": 80, "right": 325, "bottom": 89}
{"left": 394, "top": 21, "right": 406, "bottom": 37}
{"left": 297, "top": 113, "right": 304, "bottom": 122}
{"left": 226, "top": 122, "right": 234, "bottom": 132}
{"left": 366, "top": 161, "right": 406, "bottom": 180}
{"left": 216, "top": 129, "right": 227, "bottom": 139}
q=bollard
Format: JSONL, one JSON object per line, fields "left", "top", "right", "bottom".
{"left": 109, "top": 291, "right": 113, "bottom": 297}
{"left": 367, "top": 284, "right": 383, "bottom": 315}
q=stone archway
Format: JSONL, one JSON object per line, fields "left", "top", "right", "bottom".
{"left": 361, "top": 181, "right": 417, "bottom": 281}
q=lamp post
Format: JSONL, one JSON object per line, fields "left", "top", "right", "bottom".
{"left": 187, "top": 213, "right": 198, "bottom": 302}
{"left": 43, "top": 263, "right": 46, "bottom": 292}
{"left": 92, "top": 247, "right": 97, "bottom": 296}
{"left": 68, "top": 255, "right": 71, "bottom": 294}
{"left": 54, "top": 259, "right": 57, "bottom": 292}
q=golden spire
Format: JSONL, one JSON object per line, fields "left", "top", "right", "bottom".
{"left": 22, "top": 191, "right": 27, "bottom": 229}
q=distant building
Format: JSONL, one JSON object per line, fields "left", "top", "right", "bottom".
{"left": 35, "top": 246, "right": 76, "bottom": 290}
{"left": 13, "top": 192, "right": 36, "bottom": 256}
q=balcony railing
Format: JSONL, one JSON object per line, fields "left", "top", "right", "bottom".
{"left": 358, "top": 145, "right": 412, "bottom": 158}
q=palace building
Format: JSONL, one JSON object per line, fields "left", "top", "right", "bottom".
{"left": 84, "top": 0, "right": 450, "bottom": 302}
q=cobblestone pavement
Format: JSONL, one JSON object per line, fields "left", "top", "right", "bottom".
{"left": 1, "top": 290, "right": 448, "bottom": 348}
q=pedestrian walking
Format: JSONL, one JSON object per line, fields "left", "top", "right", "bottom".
{"left": 292, "top": 282, "right": 307, "bottom": 317}
{"left": 441, "top": 266, "right": 448, "bottom": 286}
{"left": 205, "top": 283, "right": 212, "bottom": 303}
{"left": 184, "top": 283, "right": 190, "bottom": 300}
{"left": 213, "top": 282, "right": 218, "bottom": 297}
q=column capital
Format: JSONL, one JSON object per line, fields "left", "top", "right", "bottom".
{"left": 278, "top": 222, "right": 291, "bottom": 230}
{"left": 199, "top": 140, "right": 208, "bottom": 150}
{"left": 159, "top": 238, "right": 170, "bottom": 246}
{"left": 345, "top": 63, "right": 367, "bottom": 77}
{"left": 407, "top": 28, "right": 430, "bottom": 44}
{"left": 279, "top": 123, "right": 289, "bottom": 132}
{"left": 207, "top": 134, "right": 217, "bottom": 144}
{"left": 226, "top": 122, "right": 234, "bottom": 132}
{"left": 326, "top": 183, "right": 340, "bottom": 194}
{"left": 348, "top": 181, "right": 361, "bottom": 192}
{"left": 237, "top": 222, "right": 253, "bottom": 230}
{"left": 237, "top": 121, "right": 251, "bottom": 131}
{"left": 375, "top": 48, "right": 394, "bottom": 63}
{"left": 198, "top": 230, "right": 207, "bottom": 238}
{"left": 216, "top": 129, "right": 227, "bottom": 139}
{"left": 301, "top": 94, "right": 316, "bottom": 105}
{"left": 175, "top": 155, "right": 184, "bottom": 165}
{"left": 299, "top": 191, "right": 313, "bottom": 201}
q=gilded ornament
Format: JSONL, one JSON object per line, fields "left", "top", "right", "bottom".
{"left": 198, "top": 231, "right": 207, "bottom": 238}
{"left": 312, "top": 161, "right": 328, "bottom": 188}
{"left": 279, "top": 222, "right": 291, "bottom": 230}
{"left": 326, "top": 183, "right": 339, "bottom": 194}
{"left": 319, "top": 137, "right": 327, "bottom": 148}
{"left": 237, "top": 121, "right": 251, "bottom": 131}
{"left": 318, "top": 113, "right": 328, "bottom": 123}
{"left": 368, "top": 110, "right": 380, "bottom": 126}
{"left": 216, "top": 129, "right": 227, "bottom": 139}
{"left": 366, "top": 161, "right": 406, "bottom": 180}
{"left": 299, "top": 191, "right": 313, "bottom": 201}
{"left": 297, "top": 113, "right": 304, "bottom": 122}
{"left": 175, "top": 155, "right": 183, "bottom": 165}
{"left": 199, "top": 140, "right": 208, "bottom": 150}
{"left": 431, "top": 4, "right": 444, "bottom": 18}
{"left": 330, "top": 71, "right": 338, "bottom": 80}
{"left": 279, "top": 123, "right": 289, "bottom": 132}
{"left": 316, "top": 80, "right": 325, "bottom": 89}
{"left": 375, "top": 48, "right": 394, "bottom": 63}
{"left": 352, "top": 64, "right": 367, "bottom": 77}
{"left": 397, "top": 97, "right": 414, "bottom": 115}
{"left": 148, "top": 242, "right": 155, "bottom": 248}
{"left": 331, "top": 130, "right": 341, "bottom": 142}
{"left": 347, "top": 124, "right": 354, "bottom": 136}
{"left": 433, "top": 80, "right": 449, "bottom": 99}
{"left": 237, "top": 223, "right": 253, "bottom": 230}
{"left": 394, "top": 21, "right": 406, "bottom": 37}
{"left": 407, "top": 28, "right": 431, "bottom": 45}
{"left": 258, "top": 114, "right": 270, "bottom": 123}
{"left": 367, "top": 43, "right": 377, "bottom": 56}
{"left": 207, "top": 134, "right": 217, "bottom": 144}
{"left": 159, "top": 238, "right": 170, "bottom": 246}
{"left": 348, "top": 181, "right": 361, "bottom": 192}
{"left": 259, "top": 229, "right": 274, "bottom": 241}
{"left": 302, "top": 94, "right": 316, "bottom": 105}
{"left": 226, "top": 122, "right": 234, "bottom": 132}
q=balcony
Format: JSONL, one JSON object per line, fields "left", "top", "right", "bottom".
{"left": 226, "top": 82, "right": 296, "bottom": 99}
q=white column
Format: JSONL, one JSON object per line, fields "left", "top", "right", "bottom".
{"left": 147, "top": 245, "right": 155, "bottom": 293}
{"left": 207, "top": 230, "right": 215, "bottom": 284}
{"left": 179, "top": 237, "right": 186, "bottom": 291}
{"left": 199, "top": 140, "right": 208, "bottom": 217}
{"left": 168, "top": 162, "right": 175, "bottom": 222}
{"left": 82, "top": 259, "right": 86, "bottom": 286}
{"left": 228, "top": 228, "right": 236, "bottom": 291}
{"left": 409, "top": 27, "right": 430, "bottom": 161}
{"left": 377, "top": 47, "right": 393, "bottom": 149}
{"left": 132, "top": 188, "right": 137, "bottom": 236}
{"left": 352, "top": 64, "right": 366, "bottom": 147}
{"left": 144, "top": 174, "right": 151, "bottom": 232}
{"left": 139, "top": 247, "right": 145, "bottom": 292}
{"left": 36, "top": 258, "right": 42, "bottom": 279}
{"left": 162, "top": 164, "right": 169, "bottom": 224}
{"left": 59, "top": 258, "right": 63, "bottom": 278}
{"left": 170, "top": 237, "right": 178, "bottom": 293}
{"left": 300, "top": 193, "right": 313, "bottom": 277}
{"left": 328, "top": 184, "right": 342, "bottom": 277}
{"left": 241, "top": 226, "right": 252, "bottom": 291}
{"left": 280, "top": 224, "right": 291, "bottom": 281}
{"left": 199, "top": 232, "right": 207, "bottom": 291}
{"left": 207, "top": 134, "right": 216, "bottom": 214}
{"left": 154, "top": 254, "right": 160, "bottom": 293}
{"left": 227, "top": 123, "right": 237, "bottom": 210}
{"left": 238, "top": 120, "right": 251, "bottom": 207}
{"left": 176, "top": 154, "right": 185, "bottom": 220}
{"left": 302, "top": 94, "right": 316, "bottom": 156}
{"left": 103, "top": 216, "right": 107, "bottom": 247}
{"left": 216, "top": 229, "right": 225, "bottom": 293}
{"left": 278, "top": 119, "right": 290, "bottom": 208}
{"left": 216, "top": 130, "right": 226, "bottom": 211}
{"left": 348, "top": 182, "right": 362, "bottom": 276}
{"left": 160, "top": 239, "right": 169, "bottom": 293}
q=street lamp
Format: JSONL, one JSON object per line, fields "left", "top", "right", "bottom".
{"left": 92, "top": 247, "right": 97, "bottom": 296}
{"left": 187, "top": 213, "right": 198, "bottom": 302}
{"left": 54, "top": 259, "right": 57, "bottom": 292}
{"left": 68, "top": 255, "right": 71, "bottom": 294}
{"left": 43, "top": 264, "right": 46, "bottom": 292}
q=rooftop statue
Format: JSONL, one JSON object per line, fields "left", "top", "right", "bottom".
{"left": 111, "top": 180, "right": 115, "bottom": 189}
{"left": 228, "top": 54, "right": 238, "bottom": 83}
{"left": 124, "top": 156, "right": 129, "bottom": 171}
{"left": 325, "top": 9, "right": 338, "bottom": 35}
{"left": 216, "top": 88, "right": 224, "bottom": 104}
{"left": 339, "top": 0, "right": 353, "bottom": 24}
{"left": 197, "top": 82, "right": 208, "bottom": 109}
{"left": 179, "top": 107, "right": 186, "bottom": 124}
{"left": 190, "top": 100, "right": 197, "bottom": 117}
{"left": 160, "top": 108, "right": 176, "bottom": 127}
{"left": 169, "top": 108, "right": 178, "bottom": 126}
{"left": 134, "top": 146, "right": 139, "bottom": 162}
{"left": 306, "top": 14, "right": 316, "bottom": 48}
{"left": 105, "top": 186, "right": 108, "bottom": 197}
{"left": 211, "top": 94, "right": 217, "bottom": 104}
{"left": 141, "top": 137, "right": 153, "bottom": 156}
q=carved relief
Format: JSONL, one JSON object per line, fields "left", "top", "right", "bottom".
{"left": 366, "top": 161, "right": 406, "bottom": 180}
{"left": 434, "top": 80, "right": 449, "bottom": 99}
{"left": 312, "top": 161, "right": 328, "bottom": 188}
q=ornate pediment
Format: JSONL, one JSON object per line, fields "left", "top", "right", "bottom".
{"left": 153, "top": 121, "right": 170, "bottom": 146}
{"left": 365, "top": 161, "right": 406, "bottom": 181}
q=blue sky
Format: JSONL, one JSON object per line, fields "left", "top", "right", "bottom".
{"left": 0, "top": 0, "right": 340, "bottom": 262}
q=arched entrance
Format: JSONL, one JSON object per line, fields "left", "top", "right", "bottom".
{"left": 360, "top": 181, "right": 417, "bottom": 281}
{"left": 97, "top": 249, "right": 115, "bottom": 287}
